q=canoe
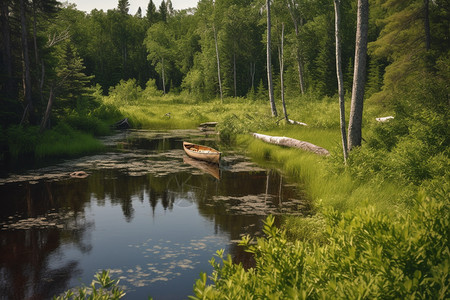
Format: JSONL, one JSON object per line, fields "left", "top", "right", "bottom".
{"left": 183, "top": 141, "right": 221, "bottom": 164}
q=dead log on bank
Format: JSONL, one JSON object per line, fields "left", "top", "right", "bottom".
{"left": 376, "top": 116, "right": 394, "bottom": 122}
{"left": 288, "top": 119, "right": 307, "bottom": 126}
{"left": 252, "top": 133, "right": 330, "bottom": 156}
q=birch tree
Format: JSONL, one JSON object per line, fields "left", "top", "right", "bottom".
{"left": 278, "top": 23, "right": 288, "bottom": 121}
{"left": 213, "top": 24, "right": 223, "bottom": 102}
{"left": 286, "top": 0, "right": 305, "bottom": 94}
{"left": 144, "top": 22, "right": 175, "bottom": 94}
{"left": 266, "top": 0, "right": 278, "bottom": 117}
{"left": 347, "top": 0, "right": 368, "bottom": 151}
{"left": 333, "top": 0, "right": 348, "bottom": 162}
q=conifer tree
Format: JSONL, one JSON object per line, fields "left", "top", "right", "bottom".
{"left": 118, "top": 0, "right": 130, "bottom": 14}
{"left": 146, "top": 0, "right": 158, "bottom": 24}
{"left": 159, "top": 0, "right": 167, "bottom": 23}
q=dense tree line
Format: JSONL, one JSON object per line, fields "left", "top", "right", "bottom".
{"left": 0, "top": 0, "right": 448, "bottom": 137}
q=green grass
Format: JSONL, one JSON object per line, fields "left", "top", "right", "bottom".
{"left": 52, "top": 88, "right": 447, "bottom": 299}
{"left": 35, "top": 126, "right": 104, "bottom": 158}
{"left": 101, "top": 87, "right": 407, "bottom": 215}
{"left": 4, "top": 123, "right": 104, "bottom": 160}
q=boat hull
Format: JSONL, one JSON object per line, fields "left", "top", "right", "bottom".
{"left": 183, "top": 142, "right": 221, "bottom": 164}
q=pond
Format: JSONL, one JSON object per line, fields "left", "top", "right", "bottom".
{"left": 0, "top": 130, "right": 310, "bottom": 299}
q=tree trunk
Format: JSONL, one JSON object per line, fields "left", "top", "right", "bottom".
{"left": 0, "top": 0, "right": 14, "bottom": 98}
{"left": 279, "top": 23, "right": 288, "bottom": 121}
{"left": 287, "top": 0, "right": 305, "bottom": 95}
{"left": 233, "top": 51, "right": 237, "bottom": 97}
{"left": 295, "top": 50, "right": 305, "bottom": 95}
{"left": 32, "top": 2, "right": 45, "bottom": 106}
{"left": 20, "top": 0, "right": 34, "bottom": 124}
{"left": 213, "top": 24, "right": 223, "bottom": 102}
{"left": 424, "top": 0, "right": 430, "bottom": 50}
{"left": 347, "top": 0, "right": 369, "bottom": 151}
{"left": 161, "top": 57, "right": 166, "bottom": 94}
{"left": 40, "top": 87, "right": 54, "bottom": 132}
{"left": 333, "top": 0, "right": 349, "bottom": 162}
{"left": 250, "top": 61, "right": 255, "bottom": 91}
{"left": 266, "top": 0, "right": 277, "bottom": 117}
{"left": 252, "top": 133, "right": 330, "bottom": 156}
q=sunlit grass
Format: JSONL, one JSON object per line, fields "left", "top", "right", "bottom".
{"left": 102, "top": 89, "right": 409, "bottom": 217}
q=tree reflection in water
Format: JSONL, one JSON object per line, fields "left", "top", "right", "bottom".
{"left": 0, "top": 181, "right": 92, "bottom": 299}
{"left": 0, "top": 131, "right": 309, "bottom": 299}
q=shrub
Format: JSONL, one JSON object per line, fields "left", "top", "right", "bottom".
{"left": 54, "top": 270, "right": 125, "bottom": 300}
{"left": 190, "top": 192, "right": 449, "bottom": 299}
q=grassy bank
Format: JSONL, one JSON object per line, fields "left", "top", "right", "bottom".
{"left": 46, "top": 80, "right": 448, "bottom": 298}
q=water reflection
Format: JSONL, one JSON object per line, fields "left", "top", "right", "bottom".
{"left": 0, "top": 130, "right": 310, "bottom": 299}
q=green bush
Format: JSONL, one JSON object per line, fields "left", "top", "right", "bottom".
{"left": 66, "top": 114, "right": 110, "bottom": 136}
{"left": 190, "top": 192, "right": 449, "bottom": 299}
{"left": 54, "top": 270, "right": 125, "bottom": 300}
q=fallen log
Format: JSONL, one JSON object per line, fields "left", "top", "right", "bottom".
{"left": 288, "top": 119, "right": 308, "bottom": 126}
{"left": 199, "top": 121, "right": 218, "bottom": 132}
{"left": 252, "top": 133, "right": 330, "bottom": 156}
{"left": 199, "top": 122, "right": 218, "bottom": 127}
{"left": 376, "top": 116, "right": 394, "bottom": 122}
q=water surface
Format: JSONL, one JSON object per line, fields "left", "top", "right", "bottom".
{"left": 0, "top": 130, "right": 310, "bottom": 299}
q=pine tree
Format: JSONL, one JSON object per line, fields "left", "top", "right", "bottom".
{"left": 135, "top": 7, "right": 142, "bottom": 18}
{"left": 55, "top": 43, "right": 93, "bottom": 111}
{"left": 146, "top": 0, "right": 158, "bottom": 24}
{"left": 118, "top": 0, "right": 130, "bottom": 15}
{"left": 159, "top": 1, "right": 167, "bottom": 23}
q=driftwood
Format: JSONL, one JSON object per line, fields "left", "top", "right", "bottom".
{"left": 199, "top": 122, "right": 218, "bottom": 132}
{"left": 376, "top": 116, "right": 394, "bottom": 122}
{"left": 288, "top": 119, "right": 308, "bottom": 126}
{"left": 252, "top": 133, "right": 330, "bottom": 156}
{"left": 200, "top": 122, "right": 218, "bottom": 127}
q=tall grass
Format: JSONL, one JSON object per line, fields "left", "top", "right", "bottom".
{"left": 5, "top": 123, "right": 104, "bottom": 160}
{"left": 101, "top": 81, "right": 406, "bottom": 214}
{"left": 35, "top": 123, "right": 104, "bottom": 158}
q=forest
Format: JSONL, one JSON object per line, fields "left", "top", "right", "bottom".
{"left": 0, "top": 0, "right": 448, "bottom": 298}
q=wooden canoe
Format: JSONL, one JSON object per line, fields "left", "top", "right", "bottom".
{"left": 183, "top": 141, "right": 221, "bottom": 164}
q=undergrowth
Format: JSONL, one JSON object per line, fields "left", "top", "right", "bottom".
{"left": 190, "top": 192, "right": 448, "bottom": 299}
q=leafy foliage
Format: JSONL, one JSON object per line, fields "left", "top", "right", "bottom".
{"left": 190, "top": 193, "right": 449, "bottom": 299}
{"left": 54, "top": 270, "right": 125, "bottom": 300}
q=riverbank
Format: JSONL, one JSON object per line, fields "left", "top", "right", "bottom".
{"left": 4, "top": 91, "right": 448, "bottom": 298}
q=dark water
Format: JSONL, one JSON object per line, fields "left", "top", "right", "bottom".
{"left": 0, "top": 130, "right": 310, "bottom": 300}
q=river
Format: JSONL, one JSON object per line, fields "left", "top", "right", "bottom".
{"left": 0, "top": 130, "right": 310, "bottom": 299}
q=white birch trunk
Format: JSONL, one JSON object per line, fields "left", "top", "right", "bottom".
{"left": 334, "top": 0, "right": 349, "bottom": 162}
{"left": 279, "top": 23, "right": 288, "bottom": 121}
{"left": 266, "top": 0, "right": 277, "bottom": 117}
{"left": 213, "top": 25, "right": 223, "bottom": 102}
{"left": 348, "top": 0, "right": 369, "bottom": 151}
